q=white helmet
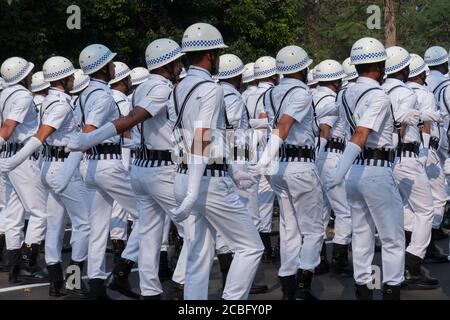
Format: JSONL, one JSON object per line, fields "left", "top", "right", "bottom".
{"left": 242, "top": 63, "right": 255, "bottom": 83}
{"left": 315, "top": 59, "right": 346, "bottom": 82}
{"left": 0, "top": 77, "right": 3, "bottom": 90}
{"left": 181, "top": 22, "right": 228, "bottom": 53}
{"left": 424, "top": 46, "right": 448, "bottom": 67}
{"left": 30, "top": 71, "right": 50, "bottom": 93}
{"left": 179, "top": 67, "right": 187, "bottom": 79}
{"left": 342, "top": 57, "right": 358, "bottom": 81}
{"left": 109, "top": 62, "right": 131, "bottom": 85}
{"left": 42, "top": 56, "right": 75, "bottom": 82}
{"left": 1, "top": 57, "right": 34, "bottom": 86}
{"left": 214, "top": 54, "right": 245, "bottom": 80}
{"left": 79, "top": 44, "right": 117, "bottom": 75}
{"left": 254, "top": 56, "right": 277, "bottom": 80}
{"left": 146, "top": 38, "right": 184, "bottom": 71}
{"left": 130, "top": 67, "right": 150, "bottom": 86}
{"left": 307, "top": 67, "right": 318, "bottom": 86}
{"left": 276, "top": 45, "right": 313, "bottom": 75}
{"left": 385, "top": 46, "right": 411, "bottom": 75}
{"left": 350, "top": 37, "right": 387, "bottom": 65}
{"left": 70, "top": 69, "right": 90, "bottom": 94}
{"left": 408, "top": 54, "right": 427, "bottom": 78}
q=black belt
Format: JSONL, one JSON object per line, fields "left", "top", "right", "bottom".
{"left": 233, "top": 146, "right": 250, "bottom": 161}
{"left": 430, "top": 137, "right": 439, "bottom": 151}
{"left": 279, "top": 145, "right": 315, "bottom": 162}
{"left": 132, "top": 149, "right": 174, "bottom": 167}
{"left": 354, "top": 147, "right": 395, "bottom": 167}
{"left": 85, "top": 143, "right": 122, "bottom": 160}
{"left": 396, "top": 142, "right": 420, "bottom": 157}
{"left": 324, "top": 138, "right": 345, "bottom": 153}
{"left": 1, "top": 142, "right": 39, "bottom": 160}
{"left": 42, "top": 145, "right": 70, "bottom": 161}
{"left": 177, "top": 158, "right": 229, "bottom": 177}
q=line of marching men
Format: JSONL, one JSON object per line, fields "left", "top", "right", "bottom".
{"left": 0, "top": 22, "right": 449, "bottom": 300}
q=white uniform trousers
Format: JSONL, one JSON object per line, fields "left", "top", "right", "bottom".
{"left": 317, "top": 152, "right": 352, "bottom": 245}
{"left": 257, "top": 175, "right": 275, "bottom": 233}
{"left": 83, "top": 159, "right": 139, "bottom": 279}
{"left": 110, "top": 201, "right": 128, "bottom": 241}
{"left": 270, "top": 162, "right": 324, "bottom": 276}
{"left": 161, "top": 213, "right": 172, "bottom": 252}
{"left": 347, "top": 165, "right": 405, "bottom": 286}
{"left": 425, "top": 148, "right": 448, "bottom": 229}
{"left": 393, "top": 156, "right": 433, "bottom": 259}
{"left": 40, "top": 160, "right": 90, "bottom": 264}
{"left": 174, "top": 173, "right": 264, "bottom": 300}
{"left": 0, "top": 175, "right": 5, "bottom": 234}
{"left": 4, "top": 158, "right": 47, "bottom": 250}
{"left": 130, "top": 165, "right": 187, "bottom": 296}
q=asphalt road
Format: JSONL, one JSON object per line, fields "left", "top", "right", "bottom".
{"left": 0, "top": 229, "right": 449, "bottom": 300}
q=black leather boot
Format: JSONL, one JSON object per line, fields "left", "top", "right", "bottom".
{"left": 48, "top": 263, "right": 66, "bottom": 297}
{"left": 354, "top": 283, "right": 373, "bottom": 300}
{"left": 296, "top": 269, "right": 318, "bottom": 300}
{"left": 107, "top": 258, "right": 139, "bottom": 299}
{"left": 382, "top": 284, "right": 400, "bottom": 300}
{"left": 62, "top": 260, "right": 89, "bottom": 297}
{"left": 217, "top": 253, "right": 233, "bottom": 289}
{"left": 164, "top": 280, "right": 184, "bottom": 300}
{"left": 259, "top": 232, "right": 273, "bottom": 263}
{"left": 432, "top": 227, "right": 448, "bottom": 241}
{"left": 404, "top": 252, "right": 439, "bottom": 290}
{"left": 405, "top": 230, "right": 412, "bottom": 248}
{"left": 89, "top": 278, "right": 112, "bottom": 300}
{"left": 0, "top": 234, "right": 7, "bottom": 272}
{"left": 331, "top": 243, "right": 353, "bottom": 277}
{"left": 314, "top": 243, "right": 330, "bottom": 275}
{"left": 425, "top": 234, "right": 448, "bottom": 263}
{"left": 7, "top": 249, "right": 22, "bottom": 283}
{"left": 158, "top": 251, "right": 173, "bottom": 282}
{"left": 20, "top": 243, "right": 48, "bottom": 281}
{"left": 279, "top": 275, "right": 296, "bottom": 300}
{"left": 111, "top": 239, "right": 125, "bottom": 264}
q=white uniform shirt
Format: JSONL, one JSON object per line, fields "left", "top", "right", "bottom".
{"left": 408, "top": 81, "right": 440, "bottom": 139}
{"left": 41, "top": 88, "right": 79, "bottom": 147}
{"left": 344, "top": 76, "right": 393, "bottom": 149}
{"left": 167, "top": 66, "right": 226, "bottom": 159}
{"left": 34, "top": 94, "right": 46, "bottom": 122}
{"left": 263, "top": 77, "right": 315, "bottom": 148}
{"left": 245, "top": 82, "right": 274, "bottom": 120}
{"left": 71, "top": 95, "right": 83, "bottom": 128}
{"left": 241, "top": 85, "right": 257, "bottom": 106}
{"left": 112, "top": 89, "right": 131, "bottom": 117}
{"left": 132, "top": 74, "right": 174, "bottom": 150}
{"left": 79, "top": 78, "right": 121, "bottom": 144}
{"left": 336, "top": 82, "right": 356, "bottom": 141}
{"left": 313, "top": 86, "right": 345, "bottom": 140}
{"left": 427, "top": 70, "right": 450, "bottom": 116}
{"left": 221, "top": 81, "right": 249, "bottom": 130}
{"left": 383, "top": 78, "right": 419, "bottom": 144}
{"left": 0, "top": 84, "right": 38, "bottom": 143}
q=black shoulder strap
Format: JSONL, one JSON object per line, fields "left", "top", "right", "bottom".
{"left": 1, "top": 89, "right": 28, "bottom": 126}
{"left": 173, "top": 80, "right": 213, "bottom": 130}
{"left": 254, "top": 88, "right": 273, "bottom": 119}
{"left": 436, "top": 82, "right": 450, "bottom": 115}
{"left": 223, "top": 93, "right": 235, "bottom": 129}
{"left": 273, "top": 86, "right": 304, "bottom": 127}
{"left": 40, "top": 100, "right": 59, "bottom": 120}
{"left": 387, "top": 85, "right": 403, "bottom": 94}
{"left": 80, "top": 88, "right": 104, "bottom": 126}
{"left": 312, "top": 94, "right": 334, "bottom": 110}
{"left": 386, "top": 85, "right": 404, "bottom": 131}
{"left": 433, "top": 79, "right": 450, "bottom": 94}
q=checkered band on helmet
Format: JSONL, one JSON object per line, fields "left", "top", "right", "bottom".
{"left": 385, "top": 54, "right": 411, "bottom": 74}
{"left": 424, "top": 54, "right": 448, "bottom": 66}
{"left": 409, "top": 63, "right": 426, "bottom": 77}
{"left": 81, "top": 49, "right": 114, "bottom": 74}
{"left": 351, "top": 51, "right": 386, "bottom": 64}
{"left": 147, "top": 46, "right": 181, "bottom": 68}
{"left": 45, "top": 65, "right": 75, "bottom": 81}
{"left": 215, "top": 64, "right": 244, "bottom": 79}
{"left": 31, "top": 81, "right": 50, "bottom": 92}
{"left": 3, "top": 62, "right": 32, "bottom": 84}
{"left": 132, "top": 75, "right": 149, "bottom": 85}
{"left": 315, "top": 70, "right": 346, "bottom": 80}
{"left": 72, "top": 76, "right": 89, "bottom": 93}
{"left": 182, "top": 38, "right": 225, "bottom": 50}
{"left": 346, "top": 71, "right": 358, "bottom": 79}
{"left": 254, "top": 67, "right": 277, "bottom": 79}
{"left": 277, "top": 56, "right": 311, "bottom": 73}
{"left": 115, "top": 67, "right": 131, "bottom": 80}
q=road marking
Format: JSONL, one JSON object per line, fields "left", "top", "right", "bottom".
{"left": 0, "top": 268, "right": 139, "bottom": 293}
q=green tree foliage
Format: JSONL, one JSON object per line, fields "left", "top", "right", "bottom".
{"left": 0, "top": 0, "right": 448, "bottom": 70}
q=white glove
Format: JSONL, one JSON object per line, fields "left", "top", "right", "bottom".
{"left": 249, "top": 133, "right": 283, "bottom": 176}
{"left": 250, "top": 129, "right": 265, "bottom": 164}
{"left": 52, "top": 152, "right": 83, "bottom": 193}
{"left": 229, "top": 164, "right": 257, "bottom": 190}
{"left": 403, "top": 109, "right": 420, "bottom": 126}
{"left": 66, "top": 122, "right": 117, "bottom": 152}
{"left": 444, "top": 158, "right": 450, "bottom": 175}
{"left": 324, "top": 142, "right": 361, "bottom": 190}
{"left": 420, "top": 109, "right": 441, "bottom": 122}
{"left": 392, "top": 133, "right": 399, "bottom": 149}
{"left": 316, "top": 137, "right": 328, "bottom": 159}
{"left": 122, "top": 138, "right": 135, "bottom": 149}
{"left": 249, "top": 118, "right": 269, "bottom": 129}
{"left": 170, "top": 154, "right": 208, "bottom": 223}
{"left": 0, "top": 137, "right": 42, "bottom": 173}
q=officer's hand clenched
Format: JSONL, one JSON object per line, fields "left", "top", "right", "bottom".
{"left": 0, "top": 158, "right": 13, "bottom": 174}
{"left": 170, "top": 196, "right": 195, "bottom": 223}
{"left": 66, "top": 133, "right": 88, "bottom": 152}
